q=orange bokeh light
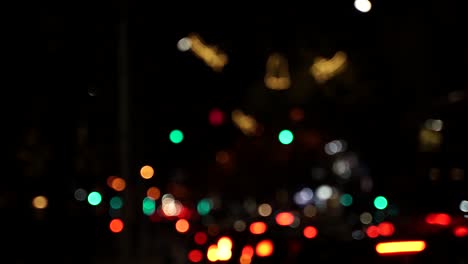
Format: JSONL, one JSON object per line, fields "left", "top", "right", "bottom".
{"left": 275, "top": 212, "right": 295, "bottom": 226}
{"left": 147, "top": 186, "right": 161, "bottom": 200}
{"left": 140, "top": 165, "right": 154, "bottom": 179}
{"left": 249, "top": 221, "right": 267, "bottom": 235}
{"left": 175, "top": 219, "right": 190, "bottom": 233}
{"left": 111, "top": 177, "right": 126, "bottom": 191}
{"left": 241, "top": 245, "right": 254, "bottom": 258}
{"left": 109, "top": 218, "right": 124, "bottom": 233}
{"left": 303, "top": 226, "right": 318, "bottom": 239}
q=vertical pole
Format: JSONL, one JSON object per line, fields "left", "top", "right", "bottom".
{"left": 118, "top": 0, "right": 132, "bottom": 262}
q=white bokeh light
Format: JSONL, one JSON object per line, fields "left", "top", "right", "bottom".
{"left": 460, "top": 200, "right": 468, "bottom": 213}
{"left": 316, "top": 185, "right": 333, "bottom": 200}
{"left": 354, "top": 0, "right": 372, "bottom": 13}
{"left": 177, "top": 37, "right": 192, "bottom": 51}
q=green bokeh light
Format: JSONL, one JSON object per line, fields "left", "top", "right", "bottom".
{"left": 340, "top": 193, "right": 353, "bottom": 207}
{"left": 87, "top": 191, "right": 102, "bottom": 206}
{"left": 278, "top": 130, "right": 294, "bottom": 145}
{"left": 197, "top": 198, "right": 213, "bottom": 216}
{"left": 169, "top": 129, "right": 184, "bottom": 144}
{"left": 142, "top": 197, "right": 156, "bottom": 215}
{"left": 374, "top": 196, "right": 388, "bottom": 210}
{"left": 110, "top": 196, "right": 123, "bottom": 210}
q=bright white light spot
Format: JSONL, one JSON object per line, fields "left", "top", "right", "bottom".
{"left": 460, "top": 200, "right": 468, "bottom": 212}
{"left": 354, "top": 0, "right": 372, "bottom": 13}
{"left": 316, "top": 185, "right": 332, "bottom": 200}
{"left": 177, "top": 37, "right": 192, "bottom": 51}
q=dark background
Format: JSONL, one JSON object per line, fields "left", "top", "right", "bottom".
{"left": 4, "top": 1, "right": 467, "bottom": 263}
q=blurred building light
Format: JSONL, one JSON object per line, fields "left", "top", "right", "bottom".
{"left": 310, "top": 51, "right": 348, "bottom": 83}
{"left": 264, "top": 53, "right": 291, "bottom": 90}
{"left": 375, "top": 241, "right": 426, "bottom": 255}
{"left": 424, "top": 119, "right": 443, "bottom": 132}
{"left": 419, "top": 128, "right": 442, "bottom": 152}
{"left": 450, "top": 168, "right": 464, "bottom": 181}
{"left": 187, "top": 33, "right": 228, "bottom": 72}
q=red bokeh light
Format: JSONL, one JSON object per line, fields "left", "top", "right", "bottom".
{"left": 209, "top": 108, "right": 225, "bottom": 126}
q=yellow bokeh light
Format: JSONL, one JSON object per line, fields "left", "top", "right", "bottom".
{"left": 216, "top": 247, "right": 232, "bottom": 261}
{"left": 217, "top": 236, "right": 233, "bottom": 250}
{"left": 231, "top": 110, "right": 258, "bottom": 136}
{"left": 310, "top": 51, "right": 348, "bottom": 83}
{"left": 264, "top": 53, "right": 291, "bottom": 90}
{"left": 140, "top": 165, "right": 154, "bottom": 179}
{"left": 255, "top": 239, "right": 274, "bottom": 257}
{"left": 32, "top": 195, "right": 48, "bottom": 209}
{"left": 207, "top": 245, "right": 218, "bottom": 262}
{"left": 187, "top": 33, "right": 228, "bottom": 72}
